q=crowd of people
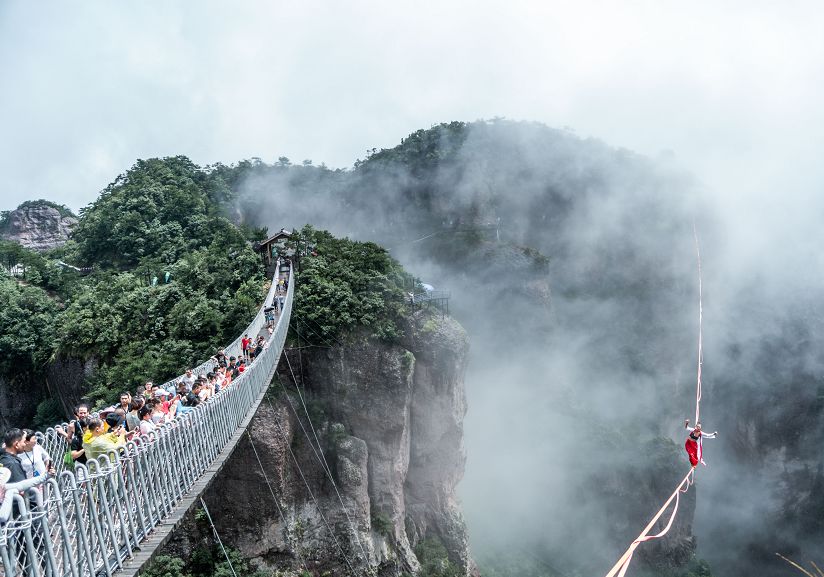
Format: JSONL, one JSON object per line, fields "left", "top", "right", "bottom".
{"left": 0, "top": 270, "right": 290, "bottom": 492}
{"left": 0, "top": 270, "right": 288, "bottom": 577}
{"left": 0, "top": 334, "right": 270, "bottom": 486}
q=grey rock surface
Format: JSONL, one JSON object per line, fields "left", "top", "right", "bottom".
{"left": 165, "top": 311, "right": 472, "bottom": 576}
{"left": 1, "top": 204, "right": 77, "bottom": 251}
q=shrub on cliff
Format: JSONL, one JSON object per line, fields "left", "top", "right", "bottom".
{"left": 0, "top": 275, "right": 59, "bottom": 375}
{"left": 414, "top": 537, "right": 461, "bottom": 577}
{"left": 288, "top": 225, "right": 416, "bottom": 343}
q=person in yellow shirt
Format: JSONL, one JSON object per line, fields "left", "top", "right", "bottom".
{"left": 83, "top": 415, "right": 129, "bottom": 465}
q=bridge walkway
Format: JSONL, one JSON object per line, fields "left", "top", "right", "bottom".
{"left": 0, "top": 260, "right": 294, "bottom": 577}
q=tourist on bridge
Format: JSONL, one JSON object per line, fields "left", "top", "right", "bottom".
{"left": 228, "top": 356, "right": 240, "bottom": 378}
{"left": 138, "top": 407, "right": 156, "bottom": 436}
{"left": 83, "top": 416, "right": 129, "bottom": 464}
{"left": 256, "top": 334, "right": 268, "bottom": 354}
{"left": 19, "top": 429, "right": 54, "bottom": 479}
{"left": 126, "top": 397, "right": 143, "bottom": 431}
{"left": 99, "top": 392, "right": 131, "bottom": 423}
{"left": 264, "top": 306, "right": 276, "bottom": 332}
{"left": 69, "top": 418, "right": 88, "bottom": 466}
{"left": 0, "top": 429, "right": 29, "bottom": 484}
{"left": 180, "top": 368, "right": 196, "bottom": 392}
{"left": 55, "top": 405, "right": 90, "bottom": 468}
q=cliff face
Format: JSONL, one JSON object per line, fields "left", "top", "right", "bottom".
{"left": 0, "top": 374, "right": 44, "bottom": 432}
{"left": 0, "top": 354, "right": 98, "bottom": 431}
{"left": 1, "top": 204, "right": 77, "bottom": 251}
{"left": 165, "top": 310, "right": 472, "bottom": 576}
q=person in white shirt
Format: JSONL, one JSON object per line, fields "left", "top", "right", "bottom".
{"left": 19, "top": 429, "right": 53, "bottom": 478}
{"left": 138, "top": 406, "right": 157, "bottom": 436}
{"left": 180, "top": 369, "right": 196, "bottom": 392}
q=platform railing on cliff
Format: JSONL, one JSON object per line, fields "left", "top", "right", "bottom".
{"left": 0, "top": 260, "right": 294, "bottom": 577}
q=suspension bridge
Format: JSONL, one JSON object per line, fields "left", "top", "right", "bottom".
{"left": 0, "top": 260, "right": 294, "bottom": 577}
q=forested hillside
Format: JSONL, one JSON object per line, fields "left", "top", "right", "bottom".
{"left": 0, "top": 157, "right": 267, "bottom": 426}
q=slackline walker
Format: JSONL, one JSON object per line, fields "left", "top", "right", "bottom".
{"left": 603, "top": 227, "right": 718, "bottom": 577}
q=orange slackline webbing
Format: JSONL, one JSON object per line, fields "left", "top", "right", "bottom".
{"left": 603, "top": 468, "right": 695, "bottom": 577}
{"left": 602, "top": 228, "right": 706, "bottom": 577}
{"left": 694, "top": 225, "right": 703, "bottom": 427}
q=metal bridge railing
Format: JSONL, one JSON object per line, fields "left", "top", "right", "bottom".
{"left": 0, "top": 261, "right": 293, "bottom": 577}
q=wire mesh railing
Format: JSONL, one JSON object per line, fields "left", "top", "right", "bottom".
{"left": 0, "top": 261, "right": 293, "bottom": 577}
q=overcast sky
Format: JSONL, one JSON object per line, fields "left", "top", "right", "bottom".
{"left": 2, "top": 0, "right": 823, "bottom": 221}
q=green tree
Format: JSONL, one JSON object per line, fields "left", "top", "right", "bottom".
{"left": 287, "top": 226, "right": 414, "bottom": 344}
{"left": 0, "top": 275, "right": 59, "bottom": 375}
{"left": 142, "top": 555, "right": 190, "bottom": 577}
{"left": 414, "top": 537, "right": 461, "bottom": 577}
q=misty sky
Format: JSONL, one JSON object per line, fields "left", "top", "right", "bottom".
{"left": 3, "top": 0, "right": 824, "bottom": 233}
{"left": 4, "top": 3, "right": 824, "bottom": 573}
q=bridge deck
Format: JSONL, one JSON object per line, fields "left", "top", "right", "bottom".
{"left": 0, "top": 261, "right": 293, "bottom": 577}
{"left": 118, "top": 366, "right": 273, "bottom": 576}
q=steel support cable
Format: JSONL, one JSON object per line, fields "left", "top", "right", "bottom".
{"left": 267, "top": 401, "right": 359, "bottom": 576}
{"left": 244, "top": 429, "right": 310, "bottom": 573}
{"left": 199, "top": 498, "right": 239, "bottom": 577}
{"left": 603, "top": 231, "right": 707, "bottom": 577}
{"left": 288, "top": 315, "right": 340, "bottom": 351}
{"left": 293, "top": 314, "right": 345, "bottom": 348}
{"left": 279, "top": 356, "right": 343, "bottom": 483}
{"left": 279, "top": 354, "right": 371, "bottom": 564}
{"left": 286, "top": 319, "right": 332, "bottom": 349}
{"left": 266, "top": 393, "right": 369, "bottom": 563}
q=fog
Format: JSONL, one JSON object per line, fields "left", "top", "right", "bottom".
{"left": 232, "top": 118, "right": 823, "bottom": 575}
{"left": 3, "top": 2, "right": 824, "bottom": 575}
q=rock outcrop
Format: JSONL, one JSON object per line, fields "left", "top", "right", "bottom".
{"left": 163, "top": 310, "right": 472, "bottom": 576}
{"left": 1, "top": 203, "right": 77, "bottom": 251}
{"left": 0, "top": 374, "right": 45, "bottom": 432}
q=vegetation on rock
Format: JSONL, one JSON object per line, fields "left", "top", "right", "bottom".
{"left": 2, "top": 156, "right": 268, "bottom": 413}
{"left": 287, "top": 225, "right": 417, "bottom": 344}
{"left": 0, "top": 199, "right": 76, "bottom": 232}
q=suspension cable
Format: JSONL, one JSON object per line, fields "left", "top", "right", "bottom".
{"left": 280, "top": 354, "right": 371, "bottom": 563}
{"left": 267, "top": 398, "right": 360, "bottom": 576}
{"left": 199, "top": 497, "right": 239, "bottom": 577}
{"left": 266, "top": 393, "right": 370, "bottom": 571}
{"left": 245, "top": 428, "right": 310, "bottom": 572}
{"left": 288, "top": 318, "right": 331, "bottom": 349}
{"left": 294, "top": 315, "right": 345, "bottom": 348}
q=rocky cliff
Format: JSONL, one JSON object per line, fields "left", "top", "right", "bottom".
{"left": 1, "top": 202, "right": 77, "bottom": 251}
{"left": 163, "top": 310, "right": 472, "bottom": 576}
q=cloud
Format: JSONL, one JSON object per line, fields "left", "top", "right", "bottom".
{"left": 3, "top": 1, "right": 824, "bottom": 216}
{"left": 3, "top": 1, "right": 824, "bottom": 573}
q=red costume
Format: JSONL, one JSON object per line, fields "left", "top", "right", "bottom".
{"left": 685, "top": 435, "right": 700, "bottom": 467}
{"left": 684, "top": 424, "right": 717, "bottom": 467}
